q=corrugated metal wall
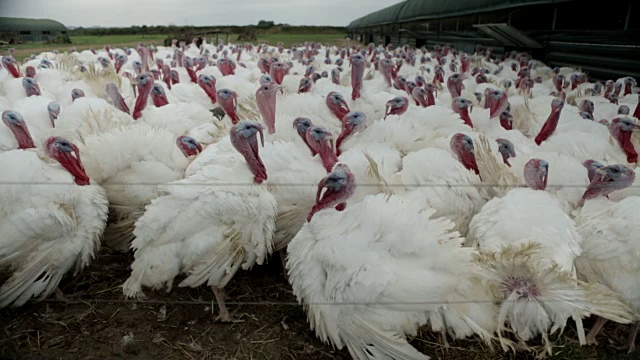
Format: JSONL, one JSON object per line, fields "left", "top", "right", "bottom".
{"left": 349, "top": 0, "right": 640, "bottom": 80}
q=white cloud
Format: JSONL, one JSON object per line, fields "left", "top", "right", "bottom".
{"left": 0, "top": 0, "right": 403, "bottom": 27}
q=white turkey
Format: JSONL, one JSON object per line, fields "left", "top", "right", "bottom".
{"left": 468, "top": 158, "right": 633, "bottom": 353}
{"left": 79, "top": 124, "right": 203, "bottom": 251}
{"left": 123, "top": 120, "right": 277, "bottom": 322}
{"left": 288, "top": 179, "right": 497, "bottom": 360}
{"left": 573, "top": 164, "right": 640, "bottom": 353}
{"left": 0, "top": 137, "right": 108, "bottom": 307}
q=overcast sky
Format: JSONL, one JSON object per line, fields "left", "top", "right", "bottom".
{"left": 1, "top": 0, "right": 402, "bottom": 27}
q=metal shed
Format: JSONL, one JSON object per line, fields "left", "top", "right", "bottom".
{"left": 0, "top": 17, "right": 69, "bottom": 44}
{"left": 347, "top": 0, "right": 640, "bottom": 80}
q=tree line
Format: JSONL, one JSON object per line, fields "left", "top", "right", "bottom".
{"left": 69, "top": 23, "right": 346, "bottom": 37}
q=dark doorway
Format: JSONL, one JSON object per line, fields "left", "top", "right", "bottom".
{"left": 384, "top": 36, "right": 391, "bottom": 46}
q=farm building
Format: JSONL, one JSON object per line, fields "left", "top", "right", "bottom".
{"left": 0, "top": 17, "right": 69, "bottom": 44}
{"left": 347, "top": 0, "right": 640, "bottom": 79}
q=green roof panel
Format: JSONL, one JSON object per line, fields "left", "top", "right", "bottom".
{"left": 397, "top": 0, "right": 574, "bottom": 22}
{"left": 0, "top": 17, "right": 67, "bottom": 32}
{"left": 348, "top": 0, "right": 577, "bottom": 29}
{"left": 347, "top": 1, "right": 407, "bottom": 29}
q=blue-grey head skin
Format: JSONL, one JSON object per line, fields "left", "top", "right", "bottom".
{"left": 489, "top": 89, "right": 505, "bottom": 101}
{"left": 299, "top": 77, "right": 312, "bottom": 88}
{"left": 454, "top": 97, "right": 473, "bottom": 110}
{"left": 618, "top": 105, "right": 630, "bottom": 115}
{"left": 593, "top": 81, "right": 603, "bottom": 93}
{"left": 329, "top": 92, "right": 345, "bottom": 104}
{"left": 22, "top": 77, "right": 38, "bottom": 89}
{"left": 259, "top": 74, "right": 273, "bottom": 85}
{"left": 48, "top": 102, "right": 60, "bottom": 114}
{"left": 293, "top": 117, "right": 313, "bottom": 132}
{"left": 597, "top": 164, "right": 627, "bottom": 181}
{"left": 496, "top": 138, "right": 516, "bottom": 159}
{"left": 151, "top": 84, "right": 165, "bottom": 96}
{"left": 2, "top": 110, "right": 24, "bottom": 126}
{"left": 460, "top": 134, "right": 474, "bottom": 152}
{"left": 217, "top": 88, "right": 235, "bottom": 100}
{"left": 40, "top": 59, "right": 53, "bottom": 68}
{"left": 52, "top": 137, "right": 75, "bottom": 153}
{"left": 618, "top": 117, "right": 640, "bottom": 132}
{"left": 198, "top": 74, "right": 215, "bottom": 85}
{"left": 180, "top": 136, "right": 201, "bottom": 151}
{"left": 580, "top": 112, "right": 594, "bottom": 120}
{"left": 342, "top": 111, "right": 366, "bottom": 126}
{"left": 551, "top": 97, "right": 565, "bottom": 110}
{"left": 98, "top": 57, "right": 111, "bottom": 67}
{"left": 235, "top": 120, "right": 263, "bottom": 138}
{"left": 324, "top": 166, "right": 350, "bottom": 191}
{"left": 309, "top": 126, "right": 332, "bottom": 141}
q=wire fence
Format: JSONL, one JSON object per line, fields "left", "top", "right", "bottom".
{"left": 35, "top": 297, "right": 640, "bottom": 306}
{"left": 0, "top": 181, "right": 632, "bottom": 188}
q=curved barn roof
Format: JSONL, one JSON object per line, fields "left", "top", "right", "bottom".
{"left": 347, "top": 0, "right": 575, "bottom": 29}
{"left": 0, "top": 17, "right": 67, "bottom": 32}
{"left": 348, "top": 1, "right": 407, "bottom": 28}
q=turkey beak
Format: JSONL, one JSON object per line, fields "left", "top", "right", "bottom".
{"left": 315, "top": 177, "right": 328, "bottom": 203}
{"left": 232, "top": 91, "right": 238, "bottom": 109}
{"left": 338, "top": 98, "right": 350, "bottom": 113}
{"left": 257, "top": 126, "right": 265, "bottom": 147}
{"left": 384, "top": 99, "right": 394, "bottom": 119}
{"left": 196, "top": 142, "right": 203, "bottom": 153}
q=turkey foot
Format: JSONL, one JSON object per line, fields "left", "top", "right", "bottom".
{"left": 586, "top": 317, "right": 608, "bottom": 346}
{"left": 335, "top": 202, "right": 346, "bottom": 211}
{"left": 626, "top": 321, "right": 638, "bottom": 353}
{"left": 211, "top": 286, "right": 243, "bottom": 323}
{"left": 54, "top": 288, "right": 70, "bottom": 303}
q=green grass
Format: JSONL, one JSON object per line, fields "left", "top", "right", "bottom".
{"left": 6, "top": 33, "right": 348, "bottom": 60}
{"left": 8, "top": 34, "right": 168, "bottom": 59}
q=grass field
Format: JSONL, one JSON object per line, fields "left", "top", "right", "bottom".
{"left": 5, "top": 33, "right": 348, "bottom": 60}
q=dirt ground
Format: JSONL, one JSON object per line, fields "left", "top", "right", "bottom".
{"left": 0, "top": 250, "right": 637, "bottom": 360}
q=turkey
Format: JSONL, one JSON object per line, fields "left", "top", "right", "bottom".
{"left": 0, "top": 137, "right": 108, "bottom": 307}
{"left": 468, "top": 158, "right": 633, "bottom": 353}
{"left": 288, "top": 188, "right": 497, "bottom": 360}
{"left": 79, "top": 124, "right": 203, "bottom": 251}
{"left": 573, "top": 164, "right": 640, "bottom": 353}
{"left": 123, "top": 121, "right": 277, "bottom": 322}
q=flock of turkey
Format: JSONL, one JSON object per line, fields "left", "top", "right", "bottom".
{"left": 1, "top": 38, "right": 639, "bottom": 359}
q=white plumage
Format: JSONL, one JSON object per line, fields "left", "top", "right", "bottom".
{"left": 287, "top": 194, "right": 496, "bottom": 360}
{"left": 123, "top": 137, "right": 277, "bottom": 321}
{"left": 0, "top": 149, "right": 108, "bottom": 307}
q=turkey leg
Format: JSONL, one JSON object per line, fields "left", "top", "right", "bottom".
{"left": 585, "top": 317, "right": 608, "bottom": 345}
{"left": 625, "top": 321, "right": 638, "bottom": 353}
{"left": 212, "top": 286, "right": 231, "bottom": 322}
{"left": 279, "top": 249, "right": 289, "bottom": 281}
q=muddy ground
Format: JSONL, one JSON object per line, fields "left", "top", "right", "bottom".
{"left": 0, "top": 250, "right": 637, "bottom": 360}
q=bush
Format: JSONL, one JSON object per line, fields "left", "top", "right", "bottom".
{"left": 50, "top": 35, "right": 71, "bottom": 44}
